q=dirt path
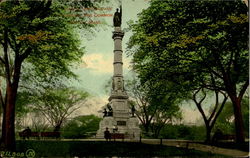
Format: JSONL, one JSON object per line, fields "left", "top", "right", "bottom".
{"left": 141, "top": 139, "right": 249, "bottom": 157}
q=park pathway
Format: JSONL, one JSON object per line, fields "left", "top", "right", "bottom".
{"left": 141, "top": 139, "right": 249, "bottom": 157}
{"left": 67, "top": 138, "right": 249, "bottom": 157}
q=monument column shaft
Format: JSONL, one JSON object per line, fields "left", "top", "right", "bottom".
{"left": 109, "top": 28, "right": 127, "bottom": 100}
{"left": 113, "top": 53, "right": 123, "bottom": 76}
{"left": 113, "top": 30, "right": 124, "bottom": 77}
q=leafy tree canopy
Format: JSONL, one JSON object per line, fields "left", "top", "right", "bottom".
{"left": 0, "top": 0, "right": 107, "bottom": 150}
{"left": 127, "top": 0, "right": 248, "bottom": 91}
{"left": 127, "top": 0, "right": 248, "bottom": 143}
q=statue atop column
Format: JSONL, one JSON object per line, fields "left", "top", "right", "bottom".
{"left": 113, "top": 5, "right": 122, "bottom": 27}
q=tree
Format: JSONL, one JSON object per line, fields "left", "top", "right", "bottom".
{"left": 126, "top": 79, "right": 154, "bottom": 134}
{"left": 214, "top": 96, "right": 249, "bottom": 137}
{"left": 0, "top": 0, "right": 106, "bottom": 150}
{"left": 192, "top": 88, "right": 228, "bottom": 143}
{"left": 127, "top": 0, "right": 248, "bottom": 143}
{"left": 150, "top": 103, "right": 181, "bottom": 138}
{"left": 126, "top": 77, "right": 182, "bottom": 137}
{"left": 29, "top": 111, "right": 50, "bottom": 132}
{"left": 31, "top": 87, "right": 88, "bottom": 132}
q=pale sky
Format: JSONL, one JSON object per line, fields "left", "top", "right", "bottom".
{"left": 72, "top": 0, "right": 149, "bottom": 94}
{"left": 70, "top": 0, "right": 203, "bottom": 123}
{"left": 69, "top": 0, "right": 150, "bottom": 117}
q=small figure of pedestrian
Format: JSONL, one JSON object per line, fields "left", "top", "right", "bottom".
{"left": 104, "top": 127, "right": 111, "bottom": 141}
{"left": 23, "top": 127, "right": 32, "bottom": 139}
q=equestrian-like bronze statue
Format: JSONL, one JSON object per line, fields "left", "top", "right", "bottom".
{"left": 113, "top": 5, "right": 122, "bottom": 27}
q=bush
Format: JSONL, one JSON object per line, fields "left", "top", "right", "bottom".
{"left": 160, "top": 125, "right": 178, "bottom": 139}
{"left": 62, "top": 115, "right": 101, "bottom": 139}
{"left": 159, "top": 124, "right": 206, "bottom": 141}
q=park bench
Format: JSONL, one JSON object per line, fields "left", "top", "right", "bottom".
{"left": 41, "top": 132, "right": 60, "bottom": 139}
{"left": 19, "top": 131, "right": 60, "bottom": 139}
{"left": 218, "top": 134, "right": 235, "bottom": 141}
{"left": 212, "top": 133, "right": 235, "bottom": 142}
{"left": 111, "top": 133, "right": 125, "bottom": 141}
{"left": 19, "top": 132, "right": 39, "bottom": 139}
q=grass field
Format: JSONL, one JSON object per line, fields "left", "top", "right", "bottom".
{"left": 15, "top": 140, "right": 231, "bottom": 157}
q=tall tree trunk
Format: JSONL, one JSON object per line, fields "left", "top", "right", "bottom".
{"left": 54, "top": 122, "right": 62, "bottom": 132}
{"left": 205, "top": 123, "right": 212, "bottom": 144}
{"left": 231, "top": 96, "right": 245, "bottom": 144}
{"left": 154, "top": 126, "right": 161, "bottom": 138}
{"left": 1, "top": 56, "right": 22, "bottom": 151}
{"left": 1, "top": 105, "right": 6, "bottom": 148}
{"left": 3, "top": 86, "right": 17, "bottom": 151}
{"left": 144, "top": 123, "right": 149, "bottom": 133}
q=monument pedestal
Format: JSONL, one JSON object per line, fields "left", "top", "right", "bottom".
{"left": 96, "top": 117, "right": 115, "bottom": 138}
{"left": 96, "top": 91, "right": 140, "bottom": 139}
{"left": 96, "top": 97, "right": 140, "bottom": 139}
{"left": 96, "top": 116, "right": 141, "bottom": 140}
{"left": 127, "top": 117, "right": 141, "bottom": 140}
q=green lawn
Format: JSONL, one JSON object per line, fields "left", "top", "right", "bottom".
{"left": 16, "top": 140, "right": 231, "bottom": 157}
